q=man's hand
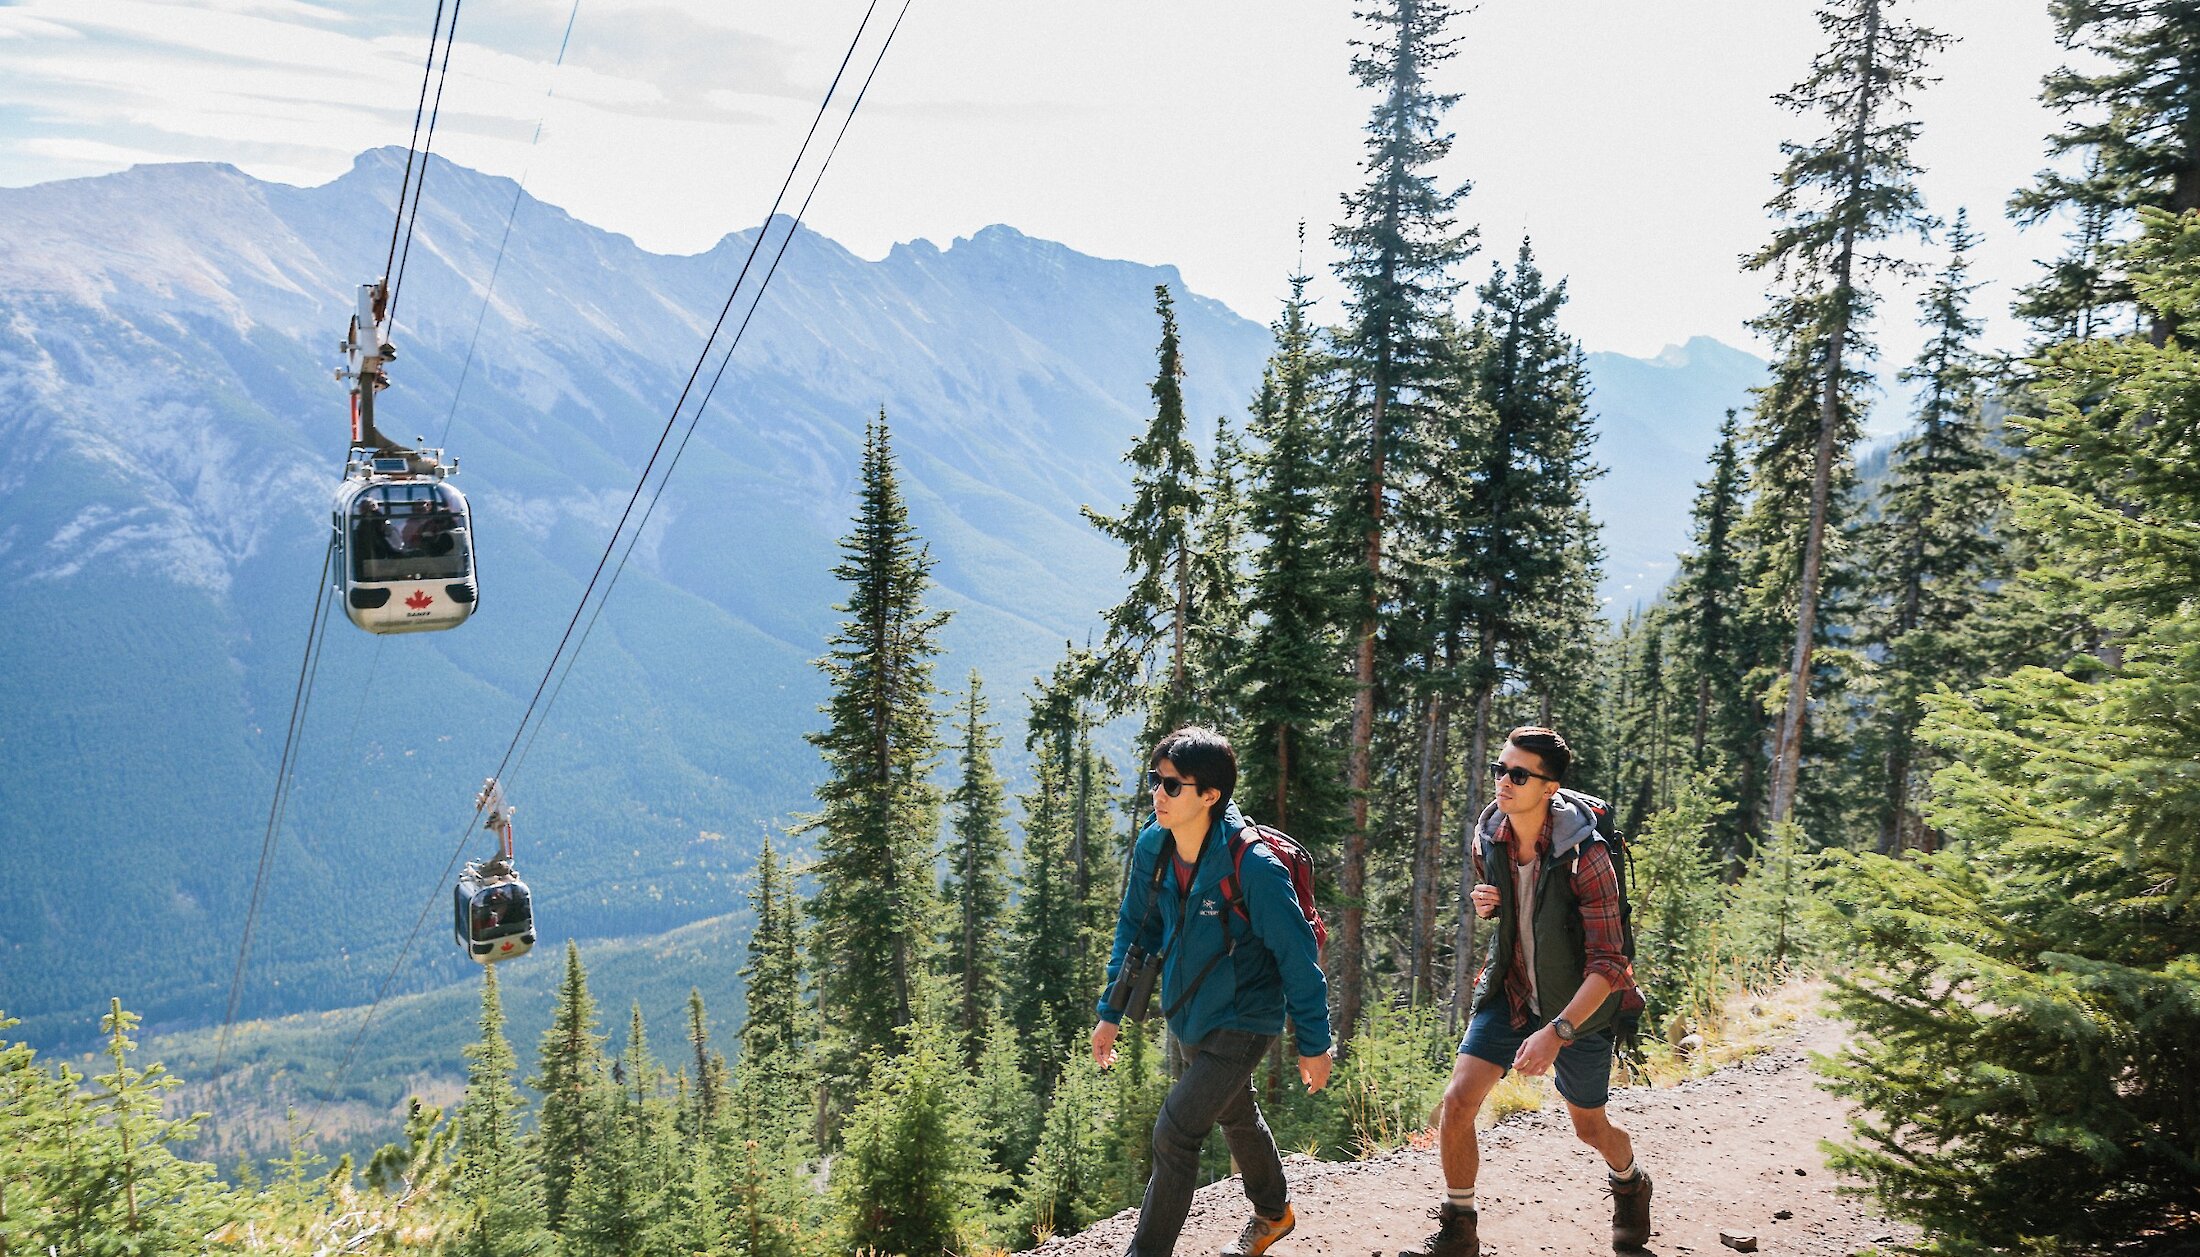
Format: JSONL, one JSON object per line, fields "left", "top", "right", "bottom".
{"left": 1091, "top": 1021, "right": 1120, "bottom": 1069}
{"left": 1512, "top": 1025, "right": 1560, "bottom": 1076}
{"left": 1298, "top": 1050, "right": 1334, "bottom": 1093}
{"left": 1471, "top": 882, "right": 1500, "bottom": 919}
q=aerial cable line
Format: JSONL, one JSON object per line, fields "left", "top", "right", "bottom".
{"left": 388, "top": 0, "right": 468, "bottom": 329}
{"left": 511, "top": 0, "right": 913, "bottom": 786}
{"left": 439, "top": 0, "right": 586, "bottom": 448}
{"left": 214, "top": 538, "right": 338, "bottom": 1075}
{"left": 383, "top": 0, "right": 452, "bottom": 287}
{"left": 306, "top": 1, "right": 902, "bottom": 1124}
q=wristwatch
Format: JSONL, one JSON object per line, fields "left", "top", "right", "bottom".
{"left": 1551, "top": 1016, "right": 1578, "bottom": 1044}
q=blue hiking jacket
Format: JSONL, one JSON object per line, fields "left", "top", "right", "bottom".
{"left": 1095, "top": 804, "right": 1333, "bottom": 1057}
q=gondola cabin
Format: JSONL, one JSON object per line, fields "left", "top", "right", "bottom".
{"left": 454, "top": 865, "right": 535, "bottom": 964}
{"left": 333, "top": 452, "right": 478, "bottom": 634}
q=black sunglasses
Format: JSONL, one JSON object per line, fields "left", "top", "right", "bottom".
{"left": 1147, "top": 769, "right": 1200, "bottom": 798}
{"left": 1488, "top": 761, "right": 1559, "bottom": 787}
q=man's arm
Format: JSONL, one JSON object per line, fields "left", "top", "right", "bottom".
{"left": 1239, "top": 845, "right": 1332, "bottom": 1061}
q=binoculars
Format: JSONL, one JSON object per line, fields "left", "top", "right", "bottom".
{"left": 1105, "top": 944, "right": 1163, "bottom": 1022}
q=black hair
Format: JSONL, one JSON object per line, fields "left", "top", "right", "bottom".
{"left": 1151, "top": 725, "right": 1237, "bottom": 814}
{"left": 1506, "top": 725, "right": 1572, "bottom": 782}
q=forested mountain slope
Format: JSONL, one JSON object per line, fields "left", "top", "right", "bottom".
{"left": 0, "top": 152, "right": 1750, "bottom": 1051}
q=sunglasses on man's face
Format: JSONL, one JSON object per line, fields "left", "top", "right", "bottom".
{"left": 1147, "top": 769, "right": 1200, "bottom": 798}
{"left": 1488, "top": 761, "right": 1559, "bottom": 787}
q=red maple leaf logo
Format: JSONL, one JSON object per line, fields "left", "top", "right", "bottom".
{"left": 405, "top": 590, "right": 434, "bottom": 610}
{"left": 500, "top": 941, "right": 516, "bottom": 952}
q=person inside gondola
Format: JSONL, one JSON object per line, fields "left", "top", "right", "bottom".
{"left": 353, "top": 497, "right": 388, "bottom": 567}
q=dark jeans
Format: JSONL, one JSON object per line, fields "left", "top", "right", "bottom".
{"left": 1128, "top": 1028, "right": 1286, "bottom": 1256}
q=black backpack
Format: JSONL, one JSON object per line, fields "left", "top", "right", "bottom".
{"left": 1555, "top": 789, "right": 1645, "bottom": 1054}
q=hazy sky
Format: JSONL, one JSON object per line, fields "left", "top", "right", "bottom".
{"left": 1, "top": 1, "right": 2079, "bottom": 405}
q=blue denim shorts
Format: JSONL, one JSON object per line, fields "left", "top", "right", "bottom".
{"left": 1458, "top": 1000, "right": 1614, "bottom": 1110}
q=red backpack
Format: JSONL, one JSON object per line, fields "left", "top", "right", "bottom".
{"left": 1219, "top": 819, "right": 1329, "bottom": 952}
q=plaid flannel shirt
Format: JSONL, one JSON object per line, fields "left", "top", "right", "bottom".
{"left": 1494, "top": 809, "right": 1635, "bottom": 1029}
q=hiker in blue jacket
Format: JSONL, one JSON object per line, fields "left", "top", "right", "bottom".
{"left": 1092, "top": 726, "right": 1333, "bottom": 1257}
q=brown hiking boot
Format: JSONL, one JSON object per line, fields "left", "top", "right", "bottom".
{"left": 1222, "top": 1203, "right": 1295, "bottom": 1256}
{"left": 1400, "top": 1202, "right": 1478, "bottom": 1256}
{"left": 1610, "top": 1170, "right": 1653, "bottom": 1249}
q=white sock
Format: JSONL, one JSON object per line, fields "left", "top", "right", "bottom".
{"left": 1445, "top": 1188, "right": 1476, "bottom": 1213}
{"left": 1609, "top": 1159, "right": 1639, "bottom": 1182}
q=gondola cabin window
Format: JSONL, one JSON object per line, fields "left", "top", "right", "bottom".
{"left": 350, "top": 483, "right": 470, "bottom": 584}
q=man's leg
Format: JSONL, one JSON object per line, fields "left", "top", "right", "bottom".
{"left": 1563, "top": 1101, "right": 1635, "bottom": 1175}
{"left": 1211, "top": 1038, "right": 1287, "bottom": 1219}
{"left": 1128, "top": 1030, "right": 1273, "bottom": 1257}
{"left": 1438, "top": 1052, "right": 1507, "bottom": 1194}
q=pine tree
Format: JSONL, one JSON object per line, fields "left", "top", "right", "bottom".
{"left": 0, "top": 1014, "right": 73, "bottom": 1252}
{"left": 1009, "top": 702, "right": 1086, "bottom": 1083}
{"left": 1236, "top": 258, "right": 1352, "bottom": 840}
{"left": 1443, "top": 240, "right": 1601, "bottom": 1010}
{"left": 1328, "top": 0, "right": 1479, "bottom": 1045}
{"left": 1017, "top": 1050, "right": 1113, "bottom": 1243}
{"left": 970, "top": 1011, "right": 1039, "bottom": 1189}
{"left": 832, "top": 1020, "right": 1000, "bottom": 1257}
{"left": 1668, "top": 411, "right": 1751, "bottom": 809}
{"left": 941, "top": 670, "right": 1011, "bottom": 1055}
{"left": 806, "top": 412, "right": 949, "bottom": 1073}
{"left": 1821, "top": 205, "right": 2200, "bottom": 1252}
{"left": 36, "top": 1001, "right": 235, "bottom": 1254}
{"left": 530, "top": 940, "right": 606, "bottom": 1233}
{"left": 448, "top": 972, "right": 552, "bottom": 1257}
{"left": 1856, "top": 211, "right": 2008, "bottom": 855}
{"left": 1187, "top": 412, "right": 1249, "bottom": 731}
{"left": 2009, "top": 2, "right": 2200, "bottom": 345}
{"left": 1086, "top": 285, "right": 1210, "bottom": 744}
{"left": 1748, "top": 0, "right": 1944, "bottom": 826}
{"left": 683, "top": 988, "right": 729, "bottom": 1139}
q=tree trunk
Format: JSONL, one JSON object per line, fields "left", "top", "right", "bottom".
{"left": 1342, "top": 381, "right": 1387, "bottom": 1054}
{"left": 1451, "top": 678, "right": 1495, "bottom": 1030}
{"left": 1410, "top": 688, "right": 1449, "bottom": 1004}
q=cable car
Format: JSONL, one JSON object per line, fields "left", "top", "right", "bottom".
{"left": 333, "top": 451, "right": 479, "bottom": 633}
{"left": 455, "top": 779, "right": 535, "bottom": 965}
{"left": 333, "top": 278, "right": 479, "bottom": 634}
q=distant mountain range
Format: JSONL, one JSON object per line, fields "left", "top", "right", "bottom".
{"left": 0, "top": 151, "right": 1761, "bottom": 1056}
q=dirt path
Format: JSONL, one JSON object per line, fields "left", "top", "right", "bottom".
{"left": 1035, "top": 1014, "right": 1914, "bottom": 1257}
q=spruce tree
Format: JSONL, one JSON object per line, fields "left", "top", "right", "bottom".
{"left": 1008, "top": 706, "right": 1086, "bottom": 1083}
{"left": 941, "top": 670, "right": 1010, "bottom": 1054}
{"left": 1856, "top": 211, "right": 2008, "bottom": 855}
{"left": 448, "top": 972, "right": 552, "bottom": 1257}
{"left": 1329, "top": 0, "right": 1478, "bottom": 1041}
{"left": 1444, "top": 240, "right": 1601, "bottom": 1010}
{"left": 1669, "top": 411, "right": 1751, "bottom": 795}
{"left": 1748, "top": 0, "right": 1944, "bottom": 826}
{"left": 1236, "top": 260, "right": 1352, "bottom": 840}
{"left": 683, "top": 988, "right": 729, "bottom": 1138}
{"left": 806, "top": 412, "right": 949, "bottom": 1073}
{"left": 831, "top": 1020, "right": 1000, "bottom": 1257}
{"left": 1821, "top": 206, "right": 2200, "bottom": 1251}
{"left": 2010, "top": 3, "right": 2200, "bottom": 345}
{"left": 1086, "top": 285, "right": 1210, "bottom": 745}
{"left": 36, "top": 1001, "right": 235, "bottom": 1254}
{"left": 530, "top": 941, "right": 606, "bottom": 1233}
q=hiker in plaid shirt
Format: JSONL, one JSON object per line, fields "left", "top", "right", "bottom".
{"left": 1404, "top": 726, "right": 1653, "bottom": 1256}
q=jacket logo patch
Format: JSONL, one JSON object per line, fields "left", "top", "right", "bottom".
{"left": 1201, "top": 897, "right": 1220, "bottom": 916}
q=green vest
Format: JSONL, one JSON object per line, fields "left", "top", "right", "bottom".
{"left": 1468, "top": 830, "right": 1624, "bottom": 1037}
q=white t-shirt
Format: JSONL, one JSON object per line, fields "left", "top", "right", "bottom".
{"left": 1513, "top": 857, "right": 1541, "bottom": 1016}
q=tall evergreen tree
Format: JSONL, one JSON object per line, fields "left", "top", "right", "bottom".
{"left": 448, "top": 972, "right": 551, "bottom": 1257}
{"left": 39, "top": 1001, "right": 234, "bottom": 1254}
{"left": 941, "top": 670, "right": 1011, "bottom": 1055}
{"left": 530, "top": 940, "right": 607, "bottom": 1234}
{"left": 832, "top": 1020, "right": 1000, "bottom": 1257}
{"left": 1856, "top": 211, "right": 2008, "bottom": 855}
{"left": 1747, "top": 0, "right": 1944, "bottom": 825}
{"left": 1670, "top": 411, "right": 1750, "bottom": 791}
{"left": 806, "top": 413, "right": 949, "bottom": 1073}
{"left": 1009, "top": 696, "right": 1086, "bottom": 1083}
{"left": 2010, "top": 2, "right": 2200, "bottom": 345}
{"left": 1443, "top": 240, "right": 1602, "bottom": 1010}
{"left": 1328, "top": 0, "right": 1478, "bottom": 1044}
{"left": 1822, "top": 210, "right": 2200, "bottom": 1251}
{"left": 1236, "top": 260, "right": 1352, "bottom": 840}
{"left": 740, "top": 836, "right": 808, "bottom": 1077}
{"left": 1086, "top": 285, "right": 1210, "bottom": 745}
{"left": 683, "top": 988, "right": 728, "bottom": 1138}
